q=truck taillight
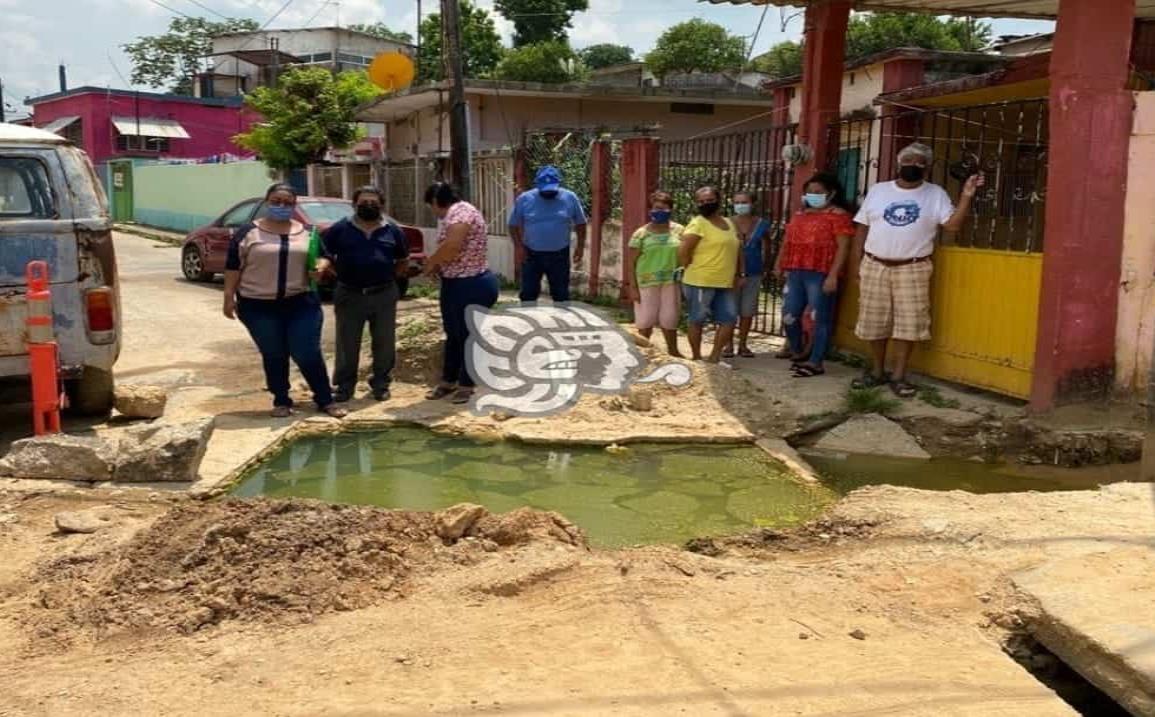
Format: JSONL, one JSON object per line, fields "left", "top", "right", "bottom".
{"left": 86, "top": 287, "right": 115, "bottom": 333}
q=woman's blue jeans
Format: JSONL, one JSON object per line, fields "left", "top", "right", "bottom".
{"left": 783, "top": 270, "right": 836, "bottom": 366}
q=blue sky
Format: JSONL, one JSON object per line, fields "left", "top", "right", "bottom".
{"left": 1, "top": 0, "right": 1054, "bottom": 119}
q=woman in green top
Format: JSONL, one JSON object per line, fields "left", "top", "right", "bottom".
{"left": 626, "top": 191, "right": 684, "bottom": 357}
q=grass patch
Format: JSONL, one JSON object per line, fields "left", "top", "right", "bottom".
{"left": 406, "top": 281, "right": 440, "bottom": 300}
{"left": 845, "top": 387, "right": 901, "bottom": 416}
{"left": 918, "top": 385, "right": 962, "bottom": 410}
{"left": 829, "top": 350, "right": 868, "bottom": 370}
{"left": 398, "top": 318, "right": 436, "bottom": 341}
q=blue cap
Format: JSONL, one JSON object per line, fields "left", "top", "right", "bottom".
{"left": 535, "top": 165, "right": 562, "bottom": 192}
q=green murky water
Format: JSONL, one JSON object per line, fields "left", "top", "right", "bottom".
{"left": 230, "top": 427, "right": 833, "bottom": 547}
{"left": 805, "top": 450, "right": 1141, "bottom": 495}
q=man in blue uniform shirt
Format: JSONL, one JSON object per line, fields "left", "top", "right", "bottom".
{"left": 508, "top": 165, "right": 588, "bottom": 302}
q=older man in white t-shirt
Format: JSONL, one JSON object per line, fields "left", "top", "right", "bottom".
{"left": 851, "top": 142, "right": 983, "bottom": 398}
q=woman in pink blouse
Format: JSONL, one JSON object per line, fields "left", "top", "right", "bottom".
{"left": 421, "top": 182, "right": 500, "bottom": 404}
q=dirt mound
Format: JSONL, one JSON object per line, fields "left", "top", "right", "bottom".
{"left": 27, "top": 499, "right": 585, "bottom": 642}
{"left": 391, "top": 317, "right": 444, "bottom": 385}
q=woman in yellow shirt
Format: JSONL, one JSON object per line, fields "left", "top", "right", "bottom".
{"left": 677, "top": 186, "right": 744, "bottom": 365}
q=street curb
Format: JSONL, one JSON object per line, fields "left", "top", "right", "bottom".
{"left": 114, "top": 224, "right": 184, "bottom": 247}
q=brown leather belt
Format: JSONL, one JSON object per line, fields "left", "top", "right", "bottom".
{"left": 866, "top": 253, "right": 932, "bottom": 268}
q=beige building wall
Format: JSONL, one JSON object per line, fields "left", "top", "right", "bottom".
{"left": 785, "top": 61, "right": 888, "bottom": 124}
{"left": 1117, "top": 91, "right": 1155, "bottom": 394}
{"left": 383, "top": 92, "right": 772, "bottom": 161}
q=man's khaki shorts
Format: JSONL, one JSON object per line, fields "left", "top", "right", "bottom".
{"left": 854, "top": 255, "right": 933, "bottom": 342}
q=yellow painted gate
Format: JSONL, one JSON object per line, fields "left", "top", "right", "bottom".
{"left": 834, "top": 248, "right": 1043, "bottom": 399}
{"left": 828, "top": 99, "right": 1049, "bottom": 399}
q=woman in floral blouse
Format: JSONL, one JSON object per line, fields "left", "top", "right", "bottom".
{"left": 422, "top": 182, "right": 500, "bottom": 404}
{"left": 773, "top": 173, "right": 857, "bottom": 378}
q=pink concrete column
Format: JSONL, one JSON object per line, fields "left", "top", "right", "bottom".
{"left": 588, "top": 141, "right": 610, "bottom": 297}
{"left": 1031, "top": 0, "right": 1137, "bottom": 409}
{"left": 771, "top": 87, "right": 792, "bottom": 127}
{"left": 791, "top": 0, "right": 851, "bottom": 199}
{"left": 878, "top": 58, "right": 926, "bottom": 183}
{"left": 620, "top": 137, "right": 659, "bottom": 304}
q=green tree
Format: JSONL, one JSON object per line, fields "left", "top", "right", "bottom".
{"left": 346, "top": 22, "right": 414, "bottom": 45}
{"left": 494, "top": 42, "right": 586, "bottom": 83}
{"left": 644, "top": 19, "right": 747, "bottom": 79}
{"left": 578, "top": 43, "right": 634, "bottom": 69}
{"left": 417, "top": 0, "right": 505, "bottom": 83}
{"left": 754, "top": 40, "right": 804, "bottom": 78}
{"left": 494, "top": 0, "right": 589, "bottom": 47}
{"left": 235, "top": 67, "right": 381, "bottom": 170}
{"left": 845, "top": 12, "right": 991, "bottom": 58}
{"left": 751, "top": 13, "right": 994, "bottom": 80}
{"left": 123, "top": 17, "right": 259, "bottom": 94}
{"left": 944, "top": 17, "right": 993, "bottom": 52}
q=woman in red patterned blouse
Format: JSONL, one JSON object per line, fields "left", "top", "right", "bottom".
{"left": 772, "top": 173, "right": 857, "bottom": 377}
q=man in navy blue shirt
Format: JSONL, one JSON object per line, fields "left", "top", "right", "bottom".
{"left": 318, "top": 186, "right": 409, "bottom": 403}
{"left": 509, "top": 165, "right": 588, "bottom": 302}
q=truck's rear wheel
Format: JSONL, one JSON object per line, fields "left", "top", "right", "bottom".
{"left": 66, "top": 367, "right": 114, "bottom": 416}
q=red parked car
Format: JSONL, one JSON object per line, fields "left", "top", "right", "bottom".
{"left": 180, "top": 196, "right": 426, "bottom": 297}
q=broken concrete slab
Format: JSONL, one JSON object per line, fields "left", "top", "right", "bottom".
{"left": 114, "top": 384, "right": 168, "bottom": 419}
{"left": 0, "top": 435, "right": 116, "bottom": 481}
{"left": 814, "top": 414, "right": 931, "bottom": 460}
{"left": 1013, "top": 547, "right": 1155, "bottom": 717}
{"left": 114, "top": 418, "right": 215, "bottom": 483}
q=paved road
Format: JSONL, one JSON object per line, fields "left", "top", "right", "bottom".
{"left": 114, "top": 232, "right": 255, "bottom": 390}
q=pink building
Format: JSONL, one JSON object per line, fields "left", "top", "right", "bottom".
{"left": 26, "top": 87, "right": 260, "bottom": 166}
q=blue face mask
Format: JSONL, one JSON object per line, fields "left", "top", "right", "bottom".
{"left": 650, "top": 209, "right": 672, "bottom": 223}
{"left": 267, "top": 205, "right": 293, "bottom": 221}
{"left": 803, "top": 193, "right": 830, "bottom": 209}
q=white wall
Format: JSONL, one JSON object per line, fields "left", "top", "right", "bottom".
{"left": 1117, "top": 91, "right": 1155, "bottom": 394}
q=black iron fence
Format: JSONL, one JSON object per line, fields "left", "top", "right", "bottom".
{"left": 659, "top": 125, "right": 797, "bottom": 335}
{"left": 827, "top": 98, "right": 1049, "bottom": 253}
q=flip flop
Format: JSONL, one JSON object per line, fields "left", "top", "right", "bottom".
{"left": 890, "top": 380, "right": 918, "bottom": 399}
{"left": 738, "top": 348, "right": 756, "bottom": 358}
{"left": 722, "top": 349, "right": 736, "bottom": 359}
{"left": 792, "top": 365, "right": 826, "bottom": 378}
{"left": 425, "top": 385, "right": 456, "bottom": 400}
{"left": 449, "top": 388, "right": 475, "bottom": 405}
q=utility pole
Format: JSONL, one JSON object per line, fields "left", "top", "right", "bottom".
{"left": 0, "top": 77, "right": 6, "bottom": 123}
{"left": 441, "top": 0, "right": 471, "bottom": 200}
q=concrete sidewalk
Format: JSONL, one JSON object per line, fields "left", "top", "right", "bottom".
{"left": 113, "top": 223, "right": 186, "bottom": 246}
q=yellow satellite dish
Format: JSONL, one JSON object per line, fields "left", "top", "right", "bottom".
{"left": 368, "top": 52, "right": 416, "bottom": 92}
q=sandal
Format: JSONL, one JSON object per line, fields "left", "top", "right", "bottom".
{"left": 449, "top": 388, "right": 475, "bottom": 405}
{"left": 792, "top": 365, "right": 826, "bottom": 378}
{"left": 890, "top": 380, "right": 918, "bottom": 399}
{"left": 738, "top": 348, "right": 756, "bottom": 359}
{"left": 721, "top": 348, "right": 736, "bottom": 359}
{"left": 851, "top": 373, "right": 888, "bottom": 390}
{"left": 425, "top": 385, "right": 456, "bottom": 400}
{"left": 321, "top": 404, "right": 348, "bottom": 418}
{"left": 270, "top": 406, "right": 292, "bottom": 418}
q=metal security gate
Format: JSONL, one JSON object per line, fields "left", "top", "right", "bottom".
{"left": 659, "top": 125, "right": 796, "bottom": 335}
{"left": 472, "top": 152, "right": 516, "bottom": 236}
{"left": 827, "top": 99, "right": 1049, "bottom": 398}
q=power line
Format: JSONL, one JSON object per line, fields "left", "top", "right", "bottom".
{"left": 303, "top": 0, "right": 332, "bottom": 27}
{"left": 145, "top": 0, "right": 196, "bottom": 18}
{"left": 178, "top": 0, "right": 235, "bottom": 20}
